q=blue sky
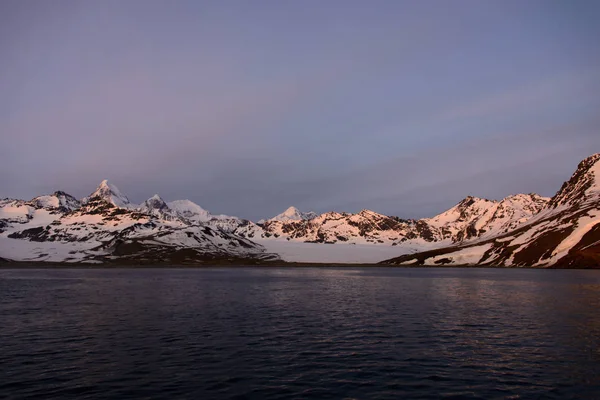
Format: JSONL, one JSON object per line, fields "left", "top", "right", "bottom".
{"left": 1, "top": 0, "right": 599, "bottom": 220}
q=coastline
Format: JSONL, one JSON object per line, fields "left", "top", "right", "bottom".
{"left": 1, "top": 260, "right": 598, "bottom": 269}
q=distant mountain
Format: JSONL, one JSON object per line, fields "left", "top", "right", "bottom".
{"left": 166, "top": 199, "right": 214, "bottom": 222}
{"left": 139, "top": 194, "right": 175, "bottom": 220}
{"left": 0, "top": 181, "right": 275, "bottom": 264}
{"left": 421, "top": 193, "right": 550, "bottom": 242}
{"left": 30, "top": 191, "right": 81, "bottom": 212}
{"left": 1, "top": 154, "right": 599, "bottom": 267}
{"left": 383, "top": 153, "right": 600, "bottom": 268}
{"left": 246, "top": 194, "right": 549, "bottom": 246}
{"left": 82, "top": 179, "right": 132, "bottom": 208}
{"left": 260, "top": 206, "right": 318, "bottom": 223}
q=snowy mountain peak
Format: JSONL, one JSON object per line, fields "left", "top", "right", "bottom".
{"left": 285, "top": 206, "right": 300, "bottom": 214}
{"left": 358, "top": 209, "right": 384, "bottom": 217}
{"left": 84, "top": 180, "right": 131, "bottom": 208}
{"left": 141, "top": 194, "right": 168, "bottom": 211}
{"left": 167, "top": 199, "right": 212, "bottom": 222}
{"left": 269, "top": 206, "right": 318, "bottom": 222}
{"left": 458, "top": 196, "right": 493, "bottom": 207}
{"left": 549, "top": 153, "right": 600, "bottom": 207}
{"left": 30, "top": 191, "right": 81, "bottom": 212}
{"left": 421, "top": 192, "right": 549, "bottom": 243}
{"left": 137, "top": 194, "right": 173, "bottom": 219}
{"left": 499, "top": 193, "right": 550, "bottom": 210}
{"left": 1, "top": 153, "right": 599, "bottom": 267}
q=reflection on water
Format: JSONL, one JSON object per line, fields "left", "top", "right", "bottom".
{"left": 1, "top": 267, "right": 600, "bottom": 399}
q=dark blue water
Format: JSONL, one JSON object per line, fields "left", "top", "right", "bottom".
{"left": 1, "top": 268, "right": 600, "bottom": 399}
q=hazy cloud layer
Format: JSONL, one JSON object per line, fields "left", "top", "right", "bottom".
{"left": 1, "top": 0, "right": 599, "bottom": 220}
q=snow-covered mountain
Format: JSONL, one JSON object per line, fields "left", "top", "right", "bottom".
{"left": 82, "top": 179, "right": 133, "bottom": 208}
{"left": 139, "top": 194, "right": 177, "bottom": 220}
{"left": 166, "top": 199, "right": 214, "bottom": 222}
{"left": 254, "top": 209, "right": 415, "bottom": 244}
{"left": 422, "top": 193, "right": 550, "bottom": 242}
{"left": 384, "top": 154, "right": 600, "bottom": 268}
{"left": 261, "top": 206, "right": 318, "bottom": 223}
{"left": 0, "top": 181, "right": 276, "bottom": 264}
{"left": 243, "top": 194, "right": 549, "bottom": 246}
{"left": 1, "top": 154, "right": 599, "bottom": 267}
{"left": 30, "top": 191, "right": 81, "bottom": 212}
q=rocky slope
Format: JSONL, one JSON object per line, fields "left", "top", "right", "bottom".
{"left": 383, "top": 154, "right": 600, "bottom": 268}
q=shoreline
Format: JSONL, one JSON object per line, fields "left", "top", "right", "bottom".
{"left": 0, "top": 260, "right": 598, "bottom": 269}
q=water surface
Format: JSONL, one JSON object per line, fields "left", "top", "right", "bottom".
{"left": 1, "top": 267, "right": 600, "bottom": 399}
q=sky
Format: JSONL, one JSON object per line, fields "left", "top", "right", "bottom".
{"left": 1, "top": 0, "right": 599, "bottom": 220}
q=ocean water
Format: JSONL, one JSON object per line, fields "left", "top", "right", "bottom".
{"left": 1, "top": 267, "right": 599, "bottom": 399}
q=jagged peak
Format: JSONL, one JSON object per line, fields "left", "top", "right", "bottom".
{"left": 358, "top": 209, "right": 383, "bottom": 216}
{"left": 29, "top": 190, "right": 81, "bottom": 211}
{"left": 142, "top": 194, "right": 167, "bottom": 206}
{"left": 269, "top": 206, "right": 317, "bottom": 222}
{"left": 96, "top": 179, "right": 125, "bottom": 195}
{"left": 31, "top": 190, "right": 78, "bottom": 201}
{"left": 549, "top": 153, "right": 600, "bottom": 207}
{"left": 139, "top": 194, "right": 170, "bottom": 214}
{"left": 168, "top": 199, "right": 207, "bottom": 212}
{"left": 457, "top": 196, "right": 494, "bottom": 207}
{"left": 581, "top": 152, "right": 600, "bottom": 164}
{"left": 500, "top": 193, "right": 550, "bottom": 203}
{"left": 84, "top": 179, "right": 131, "bottom": 208}
{"left": 424, "top": 196, "right": 496, "bottom": 227}
{"left": 167, "top": 199, "right": 213, "bottom": 222}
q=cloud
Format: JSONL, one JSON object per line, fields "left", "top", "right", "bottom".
{"left": 236, "top": 121, "right": 600, "bottom": 219}
{"left": 1, "top": 0, "right": 599, "bottom": 222}
{"left": 438, "top": 70, "right": 600, "bottom": 121}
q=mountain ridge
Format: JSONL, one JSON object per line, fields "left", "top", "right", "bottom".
{"left": 382, "top": 153, "right": 600, "bottom": 267}
{"left": 1, "top": 153, "right": 599, "bottom": 267}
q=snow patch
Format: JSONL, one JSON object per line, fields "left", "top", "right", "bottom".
{"left": 423, "top": 243, "right": 493, "bottom": 265}
{"left": 548, "top": 210, "right": 600, "bottom": 264}
{"left": 267, "top": 206, "right": 318, "bottom": 222}
{"left": 257, "top": 239, "right": 423, "bottom": 263}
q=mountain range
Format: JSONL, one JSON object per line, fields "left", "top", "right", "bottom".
{"left": 1, "top": 154, "right": 599, "bottom": 267}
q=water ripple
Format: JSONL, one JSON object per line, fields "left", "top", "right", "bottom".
{"left": 1, "top": 267, "right": 600, "bottom": 399}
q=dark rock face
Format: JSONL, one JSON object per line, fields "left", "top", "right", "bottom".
{"left": 8, "top": 226, "right": 48, "bottom": 242}
{"left": 551, "top": 224, "right": 600, "bottom": 268}
{"left": 143, "top": 196, "right": 169, "bottom": 212}
{"left": 81, "top": 197, "right": 116, "bottom": 214}
{"left": 511, "top": 228, "right": 574, "bottom": 266}
{"left": 414, "top": 221, "right": 436, "bottom": 242}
